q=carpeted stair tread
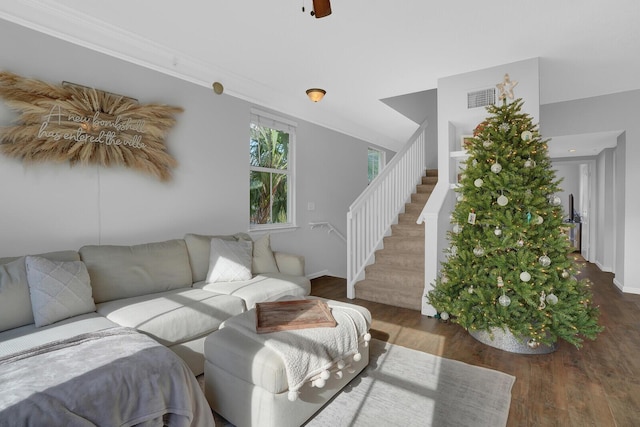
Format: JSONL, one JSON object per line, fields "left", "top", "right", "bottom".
{"left": 390, "top": 223, "right": 424, "bottom": 237}
{"left": 382, "top": 235, "right": 424, "bottom": 252}
{"left": 364, "top": 264, "right": 423, "bottom": 287}
{"left": 416, "top": 184, "right": 436, "bottom": 193}
{"left": 355, "top": 278, "right": 423, "bottom": 311}
{"left": 375, "top": 250, "right": 424, "bottom": 268}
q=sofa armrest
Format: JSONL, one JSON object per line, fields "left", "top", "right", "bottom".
{"left": 273, "top": 252, "right": 305, "bottom": 277}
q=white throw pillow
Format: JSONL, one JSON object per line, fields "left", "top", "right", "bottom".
{"left": 252, "top": 234, "right": 279, "bottom": 274}
{"left": 25, "top": 256, "right": 96, "bottom": 327}
{"left": 206, "top": 238, "right": 253, "bottom": 283}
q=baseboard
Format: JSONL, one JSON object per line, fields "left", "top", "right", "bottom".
{"left": 594, "top": 260, "right": 613, "bottom": 273}
{"left": 614, "top": 277, "right": 640, "bottom": 295}
{"left": 307, "top": 270, "right": 331, "bottom": 280}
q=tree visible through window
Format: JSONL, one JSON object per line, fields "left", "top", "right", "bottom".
{"left": 368, "top": 147, "right": 384, "bottom": 183}
{"left": 249, "top": 112, "right": 295, "bottom": 228}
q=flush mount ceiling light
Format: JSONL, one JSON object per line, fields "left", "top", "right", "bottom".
{"left": 212, "top": 82, "right": 224, "bottom": 94}
{"left": 306, "top": 88, "right": 326, "bottom": 102}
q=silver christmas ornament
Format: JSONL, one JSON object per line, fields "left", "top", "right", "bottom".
{"left": 483, "top": 139, "right": 493, "bottom": 148}
{"left": 498, "top": 294, "right": 511, "bottom": 307}
{"left": 450, "top": 245, "right": 458, "bottom": 256}
{"left": 494, "top": 226, "right": 502, "bottom": 236}
{"left": 520, "top": 271, "right": 531, "bottom": 282}
{"left": 497, "top": 195, "right": 509, "bottom": 206}
{"left": 521, "top": 130, "right": 533, "bottom": 141}
{"left": 473, "top": 247, "right": 485, "bottom": 257}
{"left": 524, "top": 159, "right": 535, "bottom": 168}
{"left": 440, "top": 311, "right": 450, "bottom": 321}
{"left": 539, "top": 255, "right": 551, "bottom": 267}
{"left": 546, "top": 293, "right": 558, "bottom": 305}
{"left": 474, "top": 178, "right": 484, "bottom": 187}
{"left": 491, "top": 163, "right": 502, "bottom": 173}
{"left": 561, "top": 270, "right": 570, "bottom": 278}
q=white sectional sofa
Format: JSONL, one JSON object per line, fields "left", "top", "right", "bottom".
{"left": 0, "top": 232, "right": 311, "bottom": 376}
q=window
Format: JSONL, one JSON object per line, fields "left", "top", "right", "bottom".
{"left": 368, "top": 147, "right": 385, "bottom": 183}
{"left": 249, "top": 110, "right": 296, "bottom": 229}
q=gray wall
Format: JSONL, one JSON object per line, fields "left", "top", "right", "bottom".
{"left": 541, "top": 91, "right": 637, "bottom": 293}
{"left": 0, "top": 20, "right": 379, "bottom": 278}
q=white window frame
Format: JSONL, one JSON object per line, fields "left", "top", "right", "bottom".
{"left": 249, "top": 109, "right": 297, "bottom": 231}
{"left": 368, "top": 146, "right": 386, "bottom": 183}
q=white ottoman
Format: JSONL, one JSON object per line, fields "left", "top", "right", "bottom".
{"left": 203, "top": 298, "right": 371, "bottom": 427}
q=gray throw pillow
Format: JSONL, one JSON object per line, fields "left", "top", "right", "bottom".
{"left": 25, "top": 256, "right": 96, "bottom": 327}
{"left": 252, "top": 234, "right": 279, "bottom": 274}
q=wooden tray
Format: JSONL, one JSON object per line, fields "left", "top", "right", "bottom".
{"left": 255, "top": 299, "right": 337, "bottom": 333}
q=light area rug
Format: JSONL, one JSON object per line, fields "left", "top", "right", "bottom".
{"left": 204, "top": 339, "right": 515, "bottom": 427}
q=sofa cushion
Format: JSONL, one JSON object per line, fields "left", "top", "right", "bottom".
{"left": 0, "top": 250, "right": 80, "bottom": 332}
{"left": 0, "top": 313, "right": 118, "bottom": 358}
{"left": 252, "top": 234, "right": 279, "bottom": 274}
{"left": 80, "top": 239, "right": 193, "bottom": 304}
{"left": 206, "top": 238, "right": 253, "bottom": 283}
{"left": 96, "top": 288, "right": 245, "bottom": 346}
{"left": 194, "top": 273, "right": 311, "bottom": 310}
{"left": 25, "top": 256, "right": 96, "bottom": 327}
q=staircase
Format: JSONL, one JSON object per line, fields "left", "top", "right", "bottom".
{"left": 354, "top": 170, "right": 437, "bottom": 310}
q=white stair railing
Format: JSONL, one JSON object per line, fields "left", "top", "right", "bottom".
{"left": 346, "top": 119, "right": 429, "bottom": 298}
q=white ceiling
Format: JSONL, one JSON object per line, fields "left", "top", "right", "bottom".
{"left": 1, "top": 0, "right": 639, "bottom": 153}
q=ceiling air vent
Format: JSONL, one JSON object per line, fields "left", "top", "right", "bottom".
{"left": 467, "top": 88, "right": 496, "bottom": 109}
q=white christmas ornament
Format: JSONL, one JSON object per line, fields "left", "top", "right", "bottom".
{"left": 536, "top": 215, "right": 544, "bottom": 225}
{"left": 473, "top": 247, "right": 485, "bottom": 257}
{"left": 552, "top": 196, "right": 562, "bottom": 206}
{"left": 494, "top": 226, "right": 502, "bottom": 236}
{"left": 452, "top": 224, "right": 462, "bottom": 234}
{"left": 517, "top": 239, "right": 525, "bottom": 247}
{"left": 561, "top": 270, "right": 570, "bottom": 278}
{"left": 468, "top": 286, "right": 474, "bottom": 294}
{"left": 450, "top": 246, "right": 458, "bottom": 256}
{"left": 521, "top": 130, "right": 533, "bottom": 141}
{"left": 457, "top": 194, "right": 464, "bottom": 202}
{"left": 524, "top": 159, "right": 535, "bottom": 168}
{"left": 491, "top": 163, "right": 502, "bottom": 173}
{"left": 498, "top": 294, "right": 511, "bottom": 307}
{"left": 474, "top": 178, "right": 484, "bottom": 188}
{"left": 539, "top": 255, "right": 551, "bottom": 267}
{"left": 520, "top": 271, "right": 532, "bottom": 282}
{"left": 527, "top": 339, "right": 540, "bottom": 349}
{"left": 483, "top": 140, "right": 493, "bottom": 148}
{"left": 497, "top": 195, "right": 509, "bottom": 206}
{"left": 440, "top": 312, "right": 450, "bottom": 321}
{"left": 546, "top": 293, "right": 558, "bottom": 305}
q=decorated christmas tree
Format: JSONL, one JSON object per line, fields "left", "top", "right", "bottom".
{"left": 427, "top": 74, "right": 603, "bottom": 350}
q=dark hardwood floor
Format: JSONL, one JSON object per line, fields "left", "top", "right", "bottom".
{"left": 311, "top": 258, "right": 640, "bottom": 427}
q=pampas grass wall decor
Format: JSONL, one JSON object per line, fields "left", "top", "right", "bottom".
{"left": 0, "top": 71, "right": 183, "bottom": 181}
